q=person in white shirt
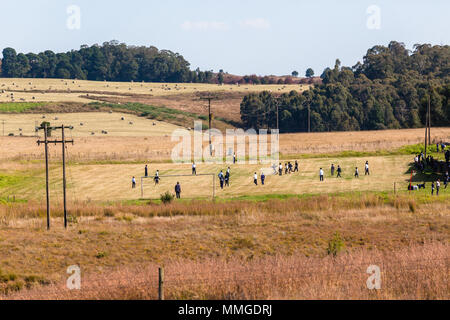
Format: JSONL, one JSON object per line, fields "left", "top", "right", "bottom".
{"left": 436, "top": 180, "right": 440, "bottom": 196}
{"left": 365, "top": 161, "right": 370, "bottom": 175}
{"left": 192, "top": 162, "right": 197, "bottom": 175}
{"left": 279, "top": 163, "right": 283, "bottom": 176}
{"left": 154, "top": 170, "right": 160, "bottom": 185}
{"left": 253, "top": 172, "right": 258, "bottom": 185}
{"left": 319, "top": 168, "right": 324, "bottom": 181}
{"left": 131, "top": 176, "right": 136, "bottom": 189}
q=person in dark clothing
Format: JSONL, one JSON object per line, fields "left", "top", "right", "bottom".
{"left": 175, "top": 182, "right": 181, "bottom": 199}
{"left": 446, "top": 150, "right": 450, "bottom": 163}
{"left": 294, "top": 160, "right": 299, "bottom": 172}
{"left": 261, "top": 172, "right": 265, "bottom": 185}
{"left": 288, "top": 162, "right": 293, "bottom": 173}
{"left": 225, "top": 170, "right": 230, "bottom": 187}
{"left": 336, "top": 165, "right": 342, "bottom": 177}
{"left": 331, "top": 164, "right": 335, "bottom": 176}
{"left": 218, "top": 171, "right": 224, "bottom": 189}
{"left": 233, "top": 152, "right": 236, "bottom": 164}
{"left": 144, "top": 165, "right": 148, "bottom": 177}
{"left": 354, "top": 167, "right": 359, "bottom": 178}
{"left": 431, "top": 181, "right": 435, "bottom": 195}
{"left": 284, "top": 163, "right": 288, "bottom": 175}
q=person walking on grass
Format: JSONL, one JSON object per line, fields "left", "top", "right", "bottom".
{"left": 331, "top": 164, "right": 335, "bottom": 176}
{"left": 175, "top": 182, "right": 181, "bottom": 199}
{"left": 254, "top": 172, "right": 258, "bottom": 186}
{"left": 436, "top": 180, "right": 440, "bottom": 196}
{"left": 261, "top": 172, "right": 265, "bottom": 185}
{"left": 192, "top": 162, "right": 197, "bottom": 175}
{"left": 154, "top": 170, "right": 160, "bottom": 185}
{"left": 294, "top": 160, "right": 299, "bottom": 173}
{"left": 225, "top": 170, "right": 230, "bottom": 187}
{"left": 233, "top": 152, "right": 236, "bottom": 164}
{"left": 337, "top": 165, "right": 342, "bottom": 178}
{"left": 319, "top": 168, "right": 324, "bottom": 182}
{"left": 354, "top": 167, "right": 359, "bottom": 178}
{"left": 218, "top": 170, "right": 224, "bottom": 190}
{"left": 279, "top": 163, "right": 283, "bottom": 176}
{"left": 365, "top": 161, "right": 370, "bottom": 176}
{"left": 132, "top": 176, "right": 136, "bottom": 189}
{"left": 144, "top": 165, "right": 148, "bottom": 177}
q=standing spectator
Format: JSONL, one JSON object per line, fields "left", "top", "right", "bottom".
{"left": 319, "top": 168, "right": 324, "bottom": 181}
{"left": 365, "top": 161, "right": 370, "bottom": 175}
{"left": 294, "top": 160, "right": 299, "bottom": 172}
{"left": 233, "top": 152, "right": 237, "bottom": 164}
{"left": 253, "top": 172, "right": 258, "bottom": 186}
{"left": 431, "top": 181, "right": 435, "bottom": 195}
{"left": 225, "top": 170, "right": 230, "bottom": 187}
{"left": 154, "top": 170, "right": 160, "bottom": 185}
{"left": 132, "top": 176, "right": 136, "bottom": 189}
{"left": 218, "top": 170, "right": 224, "bottom": 189}
{"left": 144, "top": 165, "right": 148, "bottom": 177}
{"left": 436, "top": 180, "right": 440, "bottom": 196}
{"left": 261, "top": 172, "right": 265, "bottom": 185}
{"left": 175, "top": 182, "right": 181, "bottom": 199}
{"left": 337, "top": 165, "right": 342, "bottom": 178}
{"left": 354, "top": 167, "right": 359, "bottom": 178}
{"left": 331, "top": 164, "right": 335, "bottom": 176}
{"left": 192, "top": 162, "right": 197, "bottom": 175}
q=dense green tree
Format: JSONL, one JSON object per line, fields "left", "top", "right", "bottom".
{"left": 305, "top": 68, "right": 314, "bottom": 78}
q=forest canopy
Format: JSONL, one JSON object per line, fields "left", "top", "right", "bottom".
{"left": 0, "top": 41, "right": 215, "bottom": 83}
{"left": 240, "top": 42, "right": 450, "bottom": 132}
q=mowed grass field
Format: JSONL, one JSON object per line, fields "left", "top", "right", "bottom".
{"left": 0, "top": 78, "right": 303, "bottom": 104}
{"left": 0, "top": 112, "right": 181, "bottom": 137}
{"left": 0, "top": 155, "right": 426, "bottom": 202}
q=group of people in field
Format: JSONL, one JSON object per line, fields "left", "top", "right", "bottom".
{"left": 411, "top": 148, "right": 449, "bottom": 195}
{"left": 319, "top": 161, "right": 370, "bottom": 181}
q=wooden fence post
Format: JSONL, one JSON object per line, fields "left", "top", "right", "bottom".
{"left": 158, "top": 267, "right": 164, "bottom": 300}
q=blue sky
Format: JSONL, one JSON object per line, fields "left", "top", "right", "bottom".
{"left": 1, "top": 0, "right": 449, "bottom": 76}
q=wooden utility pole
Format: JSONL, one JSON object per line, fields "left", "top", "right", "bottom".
{"left": 308, "top": 103, "right": 311, "bottom": 133}
{"left": 427, "top": 88, "right": 431, "bottom": 145}
{"left": 200, "top": 96, "right": 218, "bottom": 156}
{"left": 158, "top": 267, "right": 164, "bottom": 300}
{"left": 37, "top": 124, "right": 74, "bottom": 230}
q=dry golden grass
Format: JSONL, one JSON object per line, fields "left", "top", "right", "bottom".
{"left": 0, "top": 112, "right": 181, "bottom": 137}
{"left": 0, "top": 127, "right": 449, "bottom": 162}
{"left": 0, "top": 78, "right": 303, "bottom": 104}
{"left": 0, "top": 196, "right": 448, "bottom": 300}
{"left": 8, "top": 243, "right": 448, "bottom": 300}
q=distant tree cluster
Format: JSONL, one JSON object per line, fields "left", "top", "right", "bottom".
{"left": 240, "top": 42, "right": 450, "bottom": 132}
{"left": 0, "top": 41, "right": 215, "bottom": 83}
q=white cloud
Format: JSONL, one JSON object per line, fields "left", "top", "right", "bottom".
{"left": 239, "top": 18, "right": 271, "bottom": 30}
{"left": 181, "top": 21, "right": 229, "bottom": 31}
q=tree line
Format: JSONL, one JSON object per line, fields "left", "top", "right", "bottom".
{"left": 240, "top": 42, "right": 450, "bottom": 132}
{"left": 0, "top": 40, "right": 216, "bottom": 83}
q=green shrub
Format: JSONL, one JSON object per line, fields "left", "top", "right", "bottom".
{"left": 160, "top": 191, "right": 174, "bottom": 204}
{"left": 327, "top": 232, "right": 345, "bottom": 257}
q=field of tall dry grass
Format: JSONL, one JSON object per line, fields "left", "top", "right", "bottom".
{"left": 0, "top": 194, "right": 448, "bottom": 299}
